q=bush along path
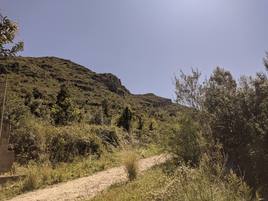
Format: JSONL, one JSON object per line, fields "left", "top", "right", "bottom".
{"left": 7, "top": 154, "right": 170, "bottom": 201}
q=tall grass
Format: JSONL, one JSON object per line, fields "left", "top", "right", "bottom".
{"left": 91, "top": 167, "right": 168, "bottom": 201}
{"left": 0, "top": 152, "right": 121, "bottom": 201}
{"left": 21, "top": 168, "right": 40, "bottom": 192}
{"left": 91, "top": 157, "right": 256, "bottom": 201}
{"left": 149, "top": 153, "right": 255, "bottom": 201}
{"left": 0, "top": 146, "right": 159, "bottom": 201}
{"left": 91, "top": 151, "right": 256, "bottom": 201}
{"left": 123, "top": 151, "right": 138, "bottom": 181}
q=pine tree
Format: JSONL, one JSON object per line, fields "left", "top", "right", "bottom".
{"left": 117, "top": 106, "right": 132, "bottom": 132}
{"left": 52, "top": 85, "right": 80, "bottom": 125}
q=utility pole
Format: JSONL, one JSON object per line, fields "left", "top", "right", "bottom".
{"left": 0, "top": 76, "right": 8, "bottom": 141}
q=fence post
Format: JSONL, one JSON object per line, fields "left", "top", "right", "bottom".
{"left": 0, "top": 76, "right": 8, "bottom": 141}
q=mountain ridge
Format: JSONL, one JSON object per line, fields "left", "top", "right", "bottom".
{"left": 0, "top": 56, "right": 178, "bottom": 120}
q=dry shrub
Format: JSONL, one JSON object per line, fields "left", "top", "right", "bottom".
{"left": 123, "top": 151, "right": 138, "bottom": 181}
{"left": 22, "top": 167, "right": 40, "bottom": 192}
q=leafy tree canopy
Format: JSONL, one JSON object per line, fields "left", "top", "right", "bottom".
{"left": 0, "top": 14, "right": 24, "bottom": 56}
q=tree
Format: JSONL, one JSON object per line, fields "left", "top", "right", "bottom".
{"left": 175, "top": 68, "right": 204, "bottom": 110}
{"left": 117, "top": 106, "right": 132, "bottom": 132}
{"left": 52, "top": 85, "right": 80, "bottom": 125}
{"left": 175, "top": 64, "right": 268, "bottom": 196}
{"left": 0, "top": 15, "right": 24, "bottom": 56}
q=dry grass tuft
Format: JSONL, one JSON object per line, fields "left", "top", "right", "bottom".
{"left": 123, "top": 151, "right": 138, "bottom": 181}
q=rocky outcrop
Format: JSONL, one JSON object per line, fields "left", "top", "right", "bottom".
{"left": 92, "top": 73, "right": 130, "bottom": 96}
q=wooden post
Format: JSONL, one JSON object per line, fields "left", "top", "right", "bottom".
{"left": 0, "top": 76, "right": 7, "bottom": 141}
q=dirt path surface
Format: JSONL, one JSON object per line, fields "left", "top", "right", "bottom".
{"left": 8, "top": 154, "right": 169, "bottom": 201}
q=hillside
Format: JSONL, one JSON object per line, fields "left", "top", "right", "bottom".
{"left": 0, "top": 56, "right": 181, "bottom": 166}
{"left": 0, "top": 56, "right": 179, "bottom": 119}
{"left": 0, "top": 56, "right": 183, "bottom": 200}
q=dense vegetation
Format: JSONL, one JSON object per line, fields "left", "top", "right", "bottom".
{"left": 0, "top": 54, "right": 182, "bottom": 200}
{"left": 92, "top": 61, "right": 268, "bottom": 200}
{"left": 0, "top": 56, "right": 180, "bottom": 166}
{"left": 173, "top": 61, "right": 268, "bottom": 199}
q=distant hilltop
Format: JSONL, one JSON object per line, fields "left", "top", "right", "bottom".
{"left": 0, "top": 56, "right": 178, "bottom": 117}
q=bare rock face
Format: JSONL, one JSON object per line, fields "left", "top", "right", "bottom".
{"left": 92, "top": 73, "right": 130, "bottom": 96}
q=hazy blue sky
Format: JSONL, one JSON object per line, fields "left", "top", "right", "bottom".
{"left": 1, "top": 0, "right": 268, "bottom": 99}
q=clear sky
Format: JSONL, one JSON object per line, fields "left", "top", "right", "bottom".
{"left": 1, "top": 0, "right": 268, "bottom": 99}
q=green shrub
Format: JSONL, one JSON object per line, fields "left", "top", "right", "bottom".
{"left": 52, "top": 85, "right": 81, "bottom": 125}
{"left": 10, "top": 126, "right": 43, "bottom": 163}
{"left": 48, "top": 131, "right": 102, "bottom": 163}
{"left": 117, "top": 106, "right": 132, "bottom": 132}
{"left": 9, "top": 117, "right": 57, "bottom": 164}
{"left": 10, "top": 117, "right": 122, "bottom": 164}
{"left": 95, "top": 126, "right": 120, "bottom": 148}
{"left": 89, "top": 110, "right": 104, "bottom": 125}
{"left": 47, "top": 124, "right": 122, "bottom": 163}
{"left": 174, "top": 66, "right": 268, "bottom": 197}
{"left": 149, "top": 153, "right": 255, "bottom": 201}
{"left": 167, "top": 114, "right": 203, "bottom": 166}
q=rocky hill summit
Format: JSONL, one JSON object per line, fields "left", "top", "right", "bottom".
{"left": 0, "top": 56, "right": 178, "bottom": 119}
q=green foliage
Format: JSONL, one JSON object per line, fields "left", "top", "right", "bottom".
{"left": 167, "top": 114, "right": 203, "bottom": 166}
{"left": 11, "top": 129, "right": 42, "bottom": 164}
{"left": 0, "top": 55, "right": 182, "bottom": 198}
{"left": 46, "top": 125, "right": 122, "bottom": 163}
{"left": 8, "top": 115, "right": 123, "bottom": 165}
{"left": 48, "top": 130, "right": 102, "bottom": 163}
{"left": 89, "top": 108, "right": 104, "bottom": 125}
{"left": 52, "top": 85, "right": 81, "bottom": 125}
{"left": 22, "top": 88, "right": 50, "bottom": 118}
{"left": 91, "top": 168, "right": 167, "bottom": 201}
{"left": 0, "top": 56, "right": 179, "bottom": 141}
{"left": 0, "top": 15, "right": 24, "bottom": 56}
{"left": 117, "top": 106, "right": 132, "bottom": 132}
{"left": 175, "top": 68, "right": 204, "bottom": 110}
{"left": 149, "top": 155, "right": 254, "bottom": 201}
{"left": 48, "top": 125, "right": 120, "bottom": 163}
{"left": 92, "top": 153, "right": 254, "bottom": 201}
{"left": 175, "top": 62, "right": 268, "bottom": 197}
{"left": 204, "top": 68, "right": 268, "bottom": 195}
{"left": 10, "top": 118, "right": 44, "bottom": 164}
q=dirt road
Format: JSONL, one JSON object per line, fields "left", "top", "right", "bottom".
{"left": 8, "top": 154, "right": 169, "bottom": 201}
